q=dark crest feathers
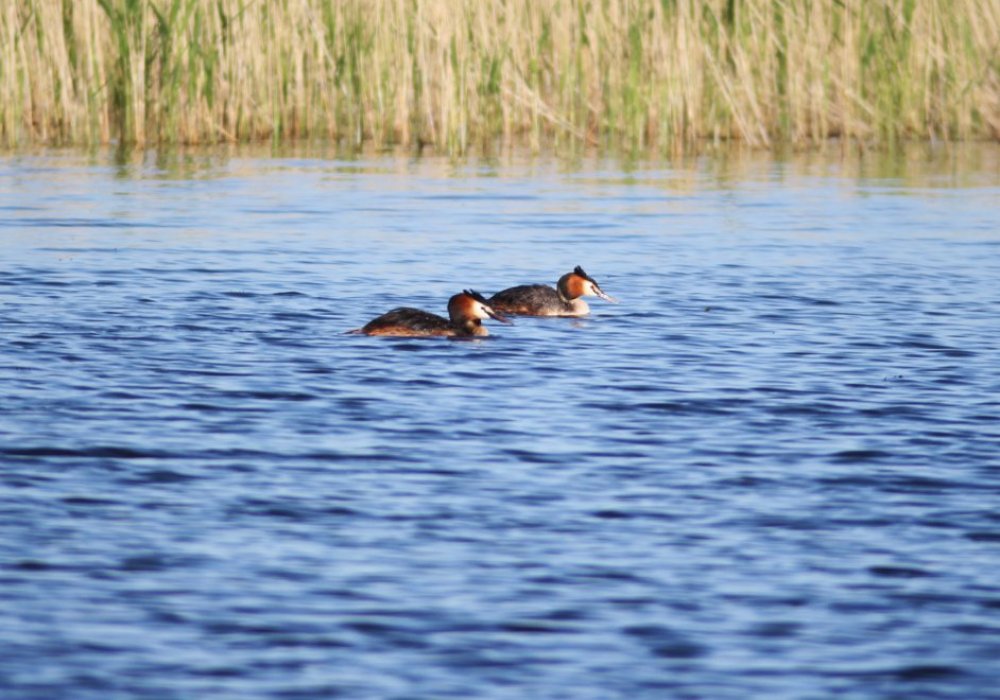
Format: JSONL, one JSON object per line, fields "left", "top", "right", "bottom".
{"left": 573, "top": 266, "right": 596, "bottom": 284}
{"left": 463, "top": 289, "right": 489, "bottom": 304}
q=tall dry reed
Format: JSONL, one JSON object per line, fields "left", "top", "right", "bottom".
{"left": 2, "top": 0, "right": 999, "bottom": 152}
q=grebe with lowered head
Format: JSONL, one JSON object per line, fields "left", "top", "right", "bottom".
{"left": 348, "top": 290, "right": 511, "bottom": 337}
{"left": 488, "top": 266, "right": 617, "bottom": 317}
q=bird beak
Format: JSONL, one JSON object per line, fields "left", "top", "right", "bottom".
{"left": 594, "top": 286, "right": 618, "bottom": 303}
{"left": 486, "top": 306, "right": 513, "bottom": 324}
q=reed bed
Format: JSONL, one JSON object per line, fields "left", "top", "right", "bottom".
{"left": 3, "top": 0, "right": 999, "bottom": 152}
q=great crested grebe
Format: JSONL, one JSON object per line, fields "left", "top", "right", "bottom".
{"left": 348, "top": 289, "right": 511, "bottom": 337}
{"left": 488, "top": 266, "right": 617, "bottom": 317}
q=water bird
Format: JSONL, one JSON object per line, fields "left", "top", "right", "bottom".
{"left": 488, "top": 266, "right": 617, "bottom": 317}
{"left": 349, "top": 290, "right": 511, "bottom": 337}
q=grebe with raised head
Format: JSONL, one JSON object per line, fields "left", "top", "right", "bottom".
{"left": 349, "top": 289, "right": 511, "bottom": 337}
{"left": 488, "top": 266, "right": 617, "bottom": 317}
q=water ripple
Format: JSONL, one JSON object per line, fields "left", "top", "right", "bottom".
{"left": 1, "top": 148, "right": 999, "bottom": 700}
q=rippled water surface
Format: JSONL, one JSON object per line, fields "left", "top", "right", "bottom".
{"left": 2, "top": 145, "right": 999, "bottom": 699}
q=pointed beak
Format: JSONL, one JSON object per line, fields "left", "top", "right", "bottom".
{"left": 486, "top": 305, "right": 513, "bottom": 324}
{"left": 594, "top": 287, "right": 618, "bottom": 303}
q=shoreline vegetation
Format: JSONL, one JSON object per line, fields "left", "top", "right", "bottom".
{"left": 3, "top": 0, "right": 999, "bottom": 154}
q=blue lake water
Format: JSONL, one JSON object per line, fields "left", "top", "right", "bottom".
{"left": 1, "top": 145, "right": 999, "bottom": 699}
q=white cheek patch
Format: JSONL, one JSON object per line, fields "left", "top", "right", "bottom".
{"left": 474, "top": 302, "right": 493, "bottom": 319}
